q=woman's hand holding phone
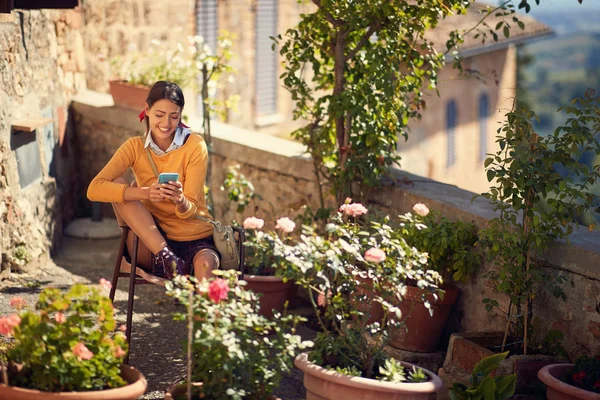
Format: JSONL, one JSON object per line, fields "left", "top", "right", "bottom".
{"left": 160, "top": 180, "right": 184, "bottom": 204}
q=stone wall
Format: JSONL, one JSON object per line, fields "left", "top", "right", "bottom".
{"left": 72, "top": 91, "right": 600, "bottom": 358}
{"left": 0, "top": 8, "right": 84, "bottom": 277}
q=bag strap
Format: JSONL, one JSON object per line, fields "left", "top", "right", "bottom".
{"left": 145, "top": 145, "right": 221, "bottom": 228}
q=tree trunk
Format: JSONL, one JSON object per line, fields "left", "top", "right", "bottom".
{"left": 333, "top": 27, "right": 347, "bottom": 202}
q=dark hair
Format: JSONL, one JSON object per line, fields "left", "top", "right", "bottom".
{"left": 144, "top": 81, "right": 185, "bottom": 131}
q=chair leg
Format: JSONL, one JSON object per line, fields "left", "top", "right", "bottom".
{"left": 109, "top": 227, "right": 129, "bottom": 302}
{"left": 124, "top": 234, "right": 139, "bottom": 365}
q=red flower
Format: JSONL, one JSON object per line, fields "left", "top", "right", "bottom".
{"left": 208, "top": 279, "right": 230, "bottom": 303}
{"left": 593, "top": 379, "right": 600, "bottom": 390}
{"left": 572, "top": 371, "right": 586, "bottom": 384}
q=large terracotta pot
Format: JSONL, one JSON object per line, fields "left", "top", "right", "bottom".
{"left": 388, "top": 285, "right": 459, "bottom": 353}
{"left": 108, "top": 80, "right": 150, "bottom": 111}
{"left": 538, "top": 364, "right": 600, "bottom": 400}
{"left": 244, "top": 275, "right": 295, "bottom": 319}
{"left": 0, "top": 364, "right": 147, "bottom": 400}
{"left": 295, "top": 352, "right": 442, "bottom": 400}
{"left": 164, "top": 381, "right": 281, "bottom": 399}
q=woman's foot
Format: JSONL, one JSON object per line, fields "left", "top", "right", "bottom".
{"left": 154, "top": 247, "right": 190, "bottom": 279}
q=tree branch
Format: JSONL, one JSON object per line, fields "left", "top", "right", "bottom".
{"left": 346, "top": 21, "right": 380, "bottom": 61}
{"left": 311, "top": 0, "right": 344, "bottom": 27}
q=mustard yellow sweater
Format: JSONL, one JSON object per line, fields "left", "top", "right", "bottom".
{"left": 87, "top": 134, "right": 213, "bottom": 241}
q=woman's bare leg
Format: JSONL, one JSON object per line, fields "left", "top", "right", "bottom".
{"left": 192, "top": 249, "right": 220, "bottom": 281}
{"left": 111, "top": 177, "right": 165, "bottom": 270}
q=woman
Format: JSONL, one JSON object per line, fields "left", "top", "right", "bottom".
{"left": 87, "top": 80, "right": 219, "bottom": 281}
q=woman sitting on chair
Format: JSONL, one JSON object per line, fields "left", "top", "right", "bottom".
{"left": 87, "top": 80, "right": 219, "bottom": 281}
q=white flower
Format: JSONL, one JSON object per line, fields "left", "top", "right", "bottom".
{"left": 412, "top": 203, "right": 430, "bottom": 217}
{"left": 364, "top": 248, "right": 386, "bottom": 264}
{"left": 275, "top": 217, "right": 296, "bottom": 233}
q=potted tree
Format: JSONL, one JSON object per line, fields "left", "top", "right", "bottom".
{"left": 282, "top": 201, "right": 444, "bottom": 399}
{"left": 388, "top": 203, "right": 481, "bottom": 352}
{"left": 0, "top": 281, "right": 147, "bottom": 400}
{"left": 478, "top": 91, "right": 600, "bottom": 356}
{"left": 241, "top": 216, "right": 297, "bottom": 318}
{"left": 163, "top": 271, "right": 312, "bottom": 399}
{"left": 538, "top": 355, "right": 600, "bottom": 400}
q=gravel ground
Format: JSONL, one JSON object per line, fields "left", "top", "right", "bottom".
{"left": 0, "top": 236, "right": 308, "bottom": 399}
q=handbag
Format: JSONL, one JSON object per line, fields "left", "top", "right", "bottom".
{"left": 144, "top": 147, "right": 242, "bottom": 271}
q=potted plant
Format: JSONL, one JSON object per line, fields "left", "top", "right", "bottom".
{"left": 538, "top": 355, "right": 600, "bottom": 400}
{"left": 0, "top": 280, "right": 147, "bottom": 400}
{"left": 389, "top": 203, "right": 481, "bottom": 352}
{"left": 163, "top": 271, "right": 312, "bottom": 399}
{"left": 241, "top": 216, "right": 297, "bottom": 318}
{"left": 282, "top": 201, "right": 444, "bottom": 399}
{"left": 478, "top": 91, "right": 600, "bottom": 355}
{"left": 450, "top": 351, "right": 517, "bottom": 400}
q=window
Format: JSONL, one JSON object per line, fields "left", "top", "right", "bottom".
{"left": 255, "top": 0, "right": 278, "bottom": 116}
{"left": 446, "top": 100, "right": 457, "bottom": 167}
{"left": 0, "top": 0, "right": 78, "bottom": 13}
{"left": 479, "top": 93, "right": 489, "bottom": 162}
{"left": 195, "top": 0, "right": 218, "bottom": 55}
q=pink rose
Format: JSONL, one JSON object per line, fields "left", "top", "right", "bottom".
{"left": 118, "top": 324, "right": 127, "bottom": 332}
{"left": 114, "top": 346, "right": 127, "bottom": 358}
{"left": 73, "top": 342, "right": 94, "bottom": 360}
{"left": 339, "top": 203, "right": 368, "bottom": 217}
{"left": 55, "top": 312, "right": 67, "bottom": 324}
{"left": 344, "top": 197, "right": 352, "bottom": 204}
{"left": 9, "top": 297, "right": 26, "bottom": 309}
{"left": 243, "top": 217, "right": 265, "bottom": 230}
{"left": 0, "top": 315, "right": 21, "bottom": 337}
{"left": 275, "top": 217, "right": 296, "bottom": 233}
{"left": 412, "top": 203, "right": 430, "bottom": 217}
{"left": 208, "top": 279, "right": 230, "bottom": 303}
{"left": 99, "top": 278, "right": 112, "bottom": 291}
{"left": 364, "top": 248, "right": 386, "bottom": 264}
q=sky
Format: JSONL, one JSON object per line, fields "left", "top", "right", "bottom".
{"left": 517, "top": 0, "right": 600, "bottom": 12}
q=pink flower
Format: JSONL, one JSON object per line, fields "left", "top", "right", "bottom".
{"left": 0, "top": 315, "right": 21, "bottom": 337}
{"left": 114, "top": 346, "right": 127, "bottom": 358}
{"left": 364, "top": 248, "right": 386, "bottom": 264}
{"left": 55, "top": 312, "right": 67, "bottom": 324}
{"left": 118, "top": 324, "right": 127, "bottom": 332}
{"left": 208, "top": 279, "right": 230, "bottom": 303}
{"left": 73, "top": 342, "right": 94, "bottom": 360}
{"left": 317, "top": 290, "right": 331, "bottom": 307}
{"left": 344, "top": 197, "right": 352, "bottom": 204}
{"left": 275, "top": 217, "right": 296, "bottom": 233}
{"left": 243, "top": 217, "right": 265, "bottom": 230}
{"left": 412, "top": 203, "right": 430, "bottom": 217}
{"left": 99, "top": 278, "right": 112, "bottom": 291}
{"left": 339, "top": 203, "right": 368, "bottom": 217}
{"left": 9, "top": 297, "right": 26, "bottom": 310}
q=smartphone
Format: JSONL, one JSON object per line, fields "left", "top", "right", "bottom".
{"left": 158, "top": 173, "right": 179, "bottom": 184}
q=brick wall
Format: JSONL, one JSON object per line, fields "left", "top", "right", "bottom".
{"left": 0, "top": 7, "right": 84, "bottom": 277}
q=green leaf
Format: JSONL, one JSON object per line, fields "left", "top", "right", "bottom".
{"left": 479, "top": 376, "right": 497, "bottom": 400}
{"left": 495, "top": 375, "right": 517, "bottom": 400}
{"left": 473, "top": 351, "right": 509, "bottom": 382}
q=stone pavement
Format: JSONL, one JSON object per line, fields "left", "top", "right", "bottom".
{"left": 0, "top": 235, "right": 309, "bottom": 400}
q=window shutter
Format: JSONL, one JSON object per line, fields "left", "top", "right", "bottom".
{"left": 195, "top": 0, "right": 218, "bottom": 53}
{"left": 255, "top": 0, "right": 278, "bottom": 116}
{"left": 479, "top": 93, "right": 489, "bottom": 162}
{"left": 446, "top": 100, "right": 457, "bottom": 167}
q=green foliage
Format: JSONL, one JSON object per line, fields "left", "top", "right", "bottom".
{"left": 282, "top": 201, "right": 441, "bottom": 379}
{"left": 165, "top": 272, "right": 312, "bottom": 400}
{"left": 449, "top": 351, "right": 516, "bottom": 400}
{"left": 379, "top": 358, "right": 428, "bottom": 383}
{"left": 220, "top": 164, "right": 262, "bottom": 215}
{"left": 400, "top": 207, "right": 481, "bottom": 284}
{"left": 478, "top": 91, "right": 600, "bottom": 353}
{"left": 564, "top": 355, "right": 600, "bottom": 393}
{"left": 12, "top": 245, "right": 30, "bottom": 263}
{"left": 4, "top": 284, "right": 128, "bottom": 392}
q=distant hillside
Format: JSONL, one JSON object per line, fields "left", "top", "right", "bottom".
{"left": 519, "top": 32, "right": 600, "bottom": 134}
{"left": 527, "top": 9, "right": 600, "bottom": 36}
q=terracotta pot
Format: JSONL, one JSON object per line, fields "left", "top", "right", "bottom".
{"left": 244, "top": 275, "right": 295, "bottom": 319}
{"left": 388, "top": 285, "right": 459, "bottom": 353}
{"left": 351, "top": 276, "right": 384, "bottom": 325}
{"left": 295, "top": 352, "right": 442, "bottom": 400}
{"left": 0, "top": 364, "right": 147, "bottom": 400}
{"left": 108, "top": 80, "right": 150, "bottom": 111}
{"left": 538, "top": 364, "right": 600, "bottom": 400}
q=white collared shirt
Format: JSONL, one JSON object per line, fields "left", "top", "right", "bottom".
{"left": 144, "top": 126, "right": 192, "bottom": 155}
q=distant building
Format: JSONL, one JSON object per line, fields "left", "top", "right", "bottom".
{"left": 398, "top": 4, "right": 551, "bottom": 194}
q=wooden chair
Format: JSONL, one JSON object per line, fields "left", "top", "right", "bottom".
{"left": 108, "top": 225, "right": 245, "bottom": 364}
